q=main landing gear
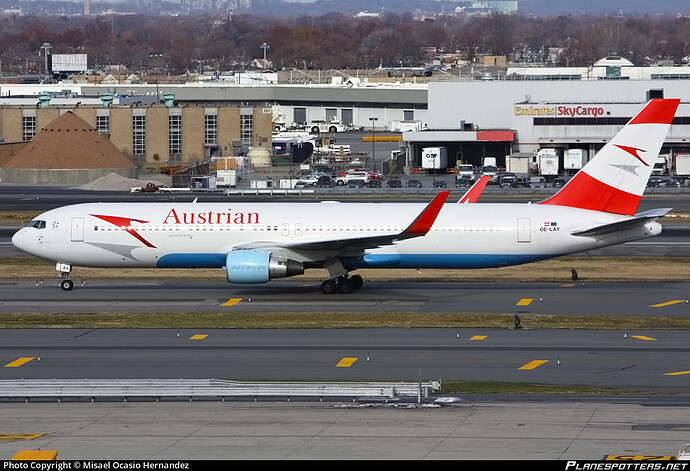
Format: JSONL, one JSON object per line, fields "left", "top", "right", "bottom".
{"left": 320, "top": 274, "right": 363, "bottom": 294}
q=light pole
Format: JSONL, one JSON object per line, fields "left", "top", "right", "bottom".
{"left": 369, "top": 117, "right": 378, "bottom": 172}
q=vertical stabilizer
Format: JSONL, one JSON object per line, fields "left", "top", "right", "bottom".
{"left": 539, "top": 98, "right": 679, "bottom": 215}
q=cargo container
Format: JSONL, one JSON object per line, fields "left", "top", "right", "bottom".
{"left": 421, "top": 147, "right": 448, "bottom": 169}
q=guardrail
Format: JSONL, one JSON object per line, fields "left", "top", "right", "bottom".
{"left": 0, "top": 379, "right": 441, "bottom": 402}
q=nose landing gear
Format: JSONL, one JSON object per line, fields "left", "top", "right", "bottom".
{"left": 57, "top": 263, "right": 73, "bottom": 291}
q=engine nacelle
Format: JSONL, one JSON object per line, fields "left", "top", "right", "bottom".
{"left": 225, "top": 250, "right": 304, "bottom": 284}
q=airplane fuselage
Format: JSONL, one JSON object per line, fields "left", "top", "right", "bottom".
{"left": 11, "top": 200, "right": 661, "bottom": 271}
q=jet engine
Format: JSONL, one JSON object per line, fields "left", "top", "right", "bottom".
{"left": 225, "top": 250, "right": 304, "bottom": 284}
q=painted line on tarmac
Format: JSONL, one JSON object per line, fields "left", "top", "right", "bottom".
{"left": 4, "top": 357, "right": 34, "bottom": 367}
{"left": 519, "top": 360, "right": 548, "bottom": 370}
{"left": 649, "top": 300, "right": 685, "bottom": 307}
{"left": 336, "top": 357, "right": 358, "bottom": 367}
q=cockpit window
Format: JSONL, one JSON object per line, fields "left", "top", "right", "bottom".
{"left": 28, "top": 220, "right": 46, "bottom": 229}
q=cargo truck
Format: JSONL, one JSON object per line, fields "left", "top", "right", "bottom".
{"left": 674, "top": 153, "right": 690, "bottom": 176}
{"left": 564, "top": 149, "right": 587, "bottom": 172}
{"left": 421, "top": 147, "right": 448, "bottom": 170}
{"left": 481, "top": 157, "right": 499, "bottom": 184}
{"left": 537, "top": 148, "right": 559, "bottom": 176}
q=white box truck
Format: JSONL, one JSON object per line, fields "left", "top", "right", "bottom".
{"left": 564, "top": 149, "right": 587, "bottom": 171}
{"left": 537, "top": 148, "right": 559, "bottom": 176}
{"left": 421, "top": 147, "right": 448, "bottom": 170}
{"left": 481, "top": 156, "right": 499, "bottom": 184}
{"left": 675, "top": 153, "right": 690, "bottom": 176}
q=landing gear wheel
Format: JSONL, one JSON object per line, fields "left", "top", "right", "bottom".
{"left": 350, "top": 274, "right": 364, "bottom": 290}
{"left": 60, "top": 279, "right": 74, "bottom": 291}
{"left": 337, "top": 277, "right": 353, "bottom": 294}
{"left": 321, "top": 279, "right": 337, "bottom": 294}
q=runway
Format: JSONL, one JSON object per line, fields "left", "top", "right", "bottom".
{"left": 1, "top": 278, "right": 690, "bottom": 316}
{"left": 1, "top": 326, "right": 690, "bottom": 391}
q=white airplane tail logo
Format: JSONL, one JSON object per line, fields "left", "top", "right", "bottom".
{"left": 540, "top": 98, "right": 679, "bottom": 215}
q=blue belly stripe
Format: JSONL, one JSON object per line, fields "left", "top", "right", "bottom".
{"left": 156, "top": 253, "right": 555, "bottom": 270}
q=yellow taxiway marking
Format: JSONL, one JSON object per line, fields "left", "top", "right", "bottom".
{"left": 0, "top": 434, "right": 45, "bottom": 441}
{"left": 4, "top": 357, "right": 34, "bottom": 368}
{"left": 519, "top": 360, "right": 548, "bottom": 370}
{"left": 222, "top": 298, "right": 242, "bottom": 307}
{"left": 561, "top": 284, "right": 575, "bottom": 287}
{"left": 470, "top": 335, "right": 487, "bottom": 340}
{"left": 516, "top": 298, "right": 533, "bottom": 306}
{"left": 649, "top": 300, "right": 685, "bottom": 308}
{"left": 189, "top": 335, "right": 208, "bottom": 340}
{"left": 631, "top": 335, "right": 657, "bottom": 341}
{"left": 664, "top": 371, "right": 690, "bottom": 376}
{"left": 336, "top": 357, "right": 358, "bottom": 367}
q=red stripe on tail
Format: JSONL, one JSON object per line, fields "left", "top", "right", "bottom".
{"left": 629, "top": 98, "right": 679, "bottom": 125}
{"left": 539, "top": 172, "right": 641, "bottom": 215}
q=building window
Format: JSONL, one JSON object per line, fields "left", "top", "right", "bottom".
{"left": 132, "top": 115, "right": 146, "bottom": 164}
{"left": 205, "top": 112, "right": 217, "bottom": 146}
{"left": 169, "top": 113, "right": 182, "bottom": 162}
{"left": 240, "top": 111, "right": 253, "bottom": 147}
{"left": 22, "top": 115, "right": 36, "bottom": 141}
{"left": 96, "top": 114, "right": 110, "bottom": 135}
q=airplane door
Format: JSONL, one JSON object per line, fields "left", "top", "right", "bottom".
{"left": 281, "top": 223, "right": 289, "bottom": 237}
{"left": 295, "top": 223, "right": 303, "bottom": 237}
{"left": 517, "top": 218, "right": 531, "bottom": 243}
{"left": 71, "top": 217, "right": 84, "bottom": 242}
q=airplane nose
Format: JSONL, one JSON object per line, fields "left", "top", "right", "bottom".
{"left": 11, "top": 229, "right": 23, "bottom": 250}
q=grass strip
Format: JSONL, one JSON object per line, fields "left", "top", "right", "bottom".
{"left": 1, "top": 312, "right": 690, "bottom": 330}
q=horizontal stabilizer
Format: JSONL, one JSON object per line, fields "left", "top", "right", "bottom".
{"left": 571, "top": 208, "right": 671, "bottom": 237}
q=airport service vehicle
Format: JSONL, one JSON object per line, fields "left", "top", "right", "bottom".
{"left": 12, "top": 99, "right": 679, "bottom": 295}
{"left": 675, "top": 153, "right": 690, "bottom": 176}
{"left": 537, "top": 148, "right": 559, "bottom": 176}
{"left": 481, "top": 157, "right": 499, "bottom": 184}
{"left": 421, "top": 147, "right": 448, "bottom": 170}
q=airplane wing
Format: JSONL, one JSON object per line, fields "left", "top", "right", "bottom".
{"left": 571, "top": 208, "right": 671, "bottom": 237}
{"left": 234, "top": 190, "right": 450, "bottom": 254}
{"left": 458, "top": 175, "right": 490, "bottom": 203}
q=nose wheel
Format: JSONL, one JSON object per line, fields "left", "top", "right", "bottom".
{"left": 57, "top": 263, "right": 73, "bottom": 291}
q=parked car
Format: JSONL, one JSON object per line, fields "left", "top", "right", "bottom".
{"left": 406, "top": 179, "right": 423, "bottom": 188}
{"left": 315, "top": 176, "right": 333, "bottom": 187}
{"left": 552, "top": 177, "right": 566, "bottom": 188}
{"left": 335, "top": 171, "right": 369, "bottom": 186}
{"left": 387, "top": 179, "right": 402, "bottom": 188}
{"left": 499, "top": 174, "right": 518, "bottom": 188}
{"left": 346, "top": 179, "right": 364, "bottom": 188}
{"left": 368, "top": 179, "right": 382, "bottom": 188}
{"left": 455, "top": 175, "right": 473, "bottom": 188}
{"left": 294, "top": 174, "right": 320, "bottom": 187}
{"left": 529, "top": 176, "right": 547, "bottom": 188}
{"left": 663, "top": 179, "right": 681, "bottom": 188}
{"left": 432, "top": 180, "right": 447, "bottom": 188}
{"left": 647, "top": 176, "right": 663, "bottom": 187}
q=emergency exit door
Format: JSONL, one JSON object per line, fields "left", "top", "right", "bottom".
{"left": 517, "top": 218, "right": 531, "bottom": 243}
{"left": 71, "top": 217, "right": 84, "bottom": 242}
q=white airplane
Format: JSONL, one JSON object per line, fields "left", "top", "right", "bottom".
{"left": 12, "top": 98, "right": 679, "bottom": 294}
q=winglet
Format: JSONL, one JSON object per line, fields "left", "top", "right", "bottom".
{"left": 403, "top": 190, "right": 450, "bottom": 235}
{"left": 459, "top": 175, "right": 489, "bottom": 203}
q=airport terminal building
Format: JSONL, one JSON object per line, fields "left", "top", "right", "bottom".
{"left": 405, "top": 79, "right": 690, "bottom": 175}
{"left": 2, "top": 61, "right": 690, "bottom": 178}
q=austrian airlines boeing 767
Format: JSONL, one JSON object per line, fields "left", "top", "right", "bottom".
{"left": 12, "top": 98, "right": 680, "bottom": 294}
